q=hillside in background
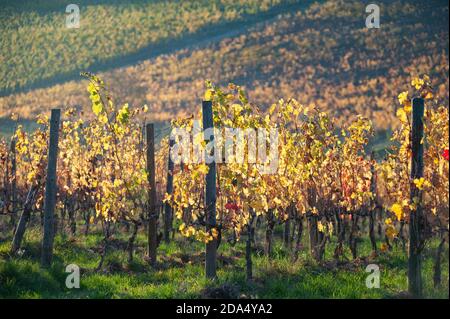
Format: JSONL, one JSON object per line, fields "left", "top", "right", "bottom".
{"left": 0, "top": 0, "right": 300, "bottom": 94}
{"left": 0, "top": 0, "right": 448, "bottom": 134}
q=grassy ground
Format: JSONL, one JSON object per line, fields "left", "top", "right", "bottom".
{"left": 0, "top": 224, "right": 448, "bottom": 299}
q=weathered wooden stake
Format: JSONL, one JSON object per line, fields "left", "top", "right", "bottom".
{"left": 164, "top": 138, "right": 175, "bottom": 243}
{"left": 408, "top": 97, "right": 425, "bottom": 298}
{"left": 41, "top": 109, "right": 60, "bottom": 268}
{"left": 369, "top": 151, "right": 378, "bottom": 254}
{"left": 202, "top": 100, "right": 217, "bottom": 279}
{"left": 10, "top": 137, "right": 17, "bottom": 227}
{"left": 146, "top": 123, "right": 158, "bottom": 266}
{"left": 11, "top": 185, "right": 39, "bottom": 254}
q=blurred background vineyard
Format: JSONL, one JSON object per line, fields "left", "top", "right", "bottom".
{"left": 0, "top": 0, "right": 300, "bottom": 93}
{"left": 0, "top": 0, "right": 449, "bottom": 140}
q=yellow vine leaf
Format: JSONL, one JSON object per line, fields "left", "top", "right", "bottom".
{"left": 390, "top": 203, "right": 404, "bottom": 221}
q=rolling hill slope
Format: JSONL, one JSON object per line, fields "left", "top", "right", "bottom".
{"left": 0, "top": 0, "right": 301, "bottom": 95}
{"left": 0, "top": 0, "right": 448, "bottom": 134}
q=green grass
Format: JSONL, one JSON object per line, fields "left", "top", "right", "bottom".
{"left": 0, "top": 225, "right": 448, "bottom": 299}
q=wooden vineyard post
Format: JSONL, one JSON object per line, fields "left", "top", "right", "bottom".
{"left": 41, "top": 109, "right": 61, "bottom": 268}
{"left": 10, "top": 137, "right": 17, "bottom": 227}
{"left": 369, "top": 151, "right": 378, "bottom": 255}
{"left": 146, "top": 124, "right": 158, "bottom": 265}
{"left": 408, "top": 97, "right": 425, "bottom": 298}
{"left": 164, "top": 138, "right": 175, "bottom": 243}
{"left": 202, "top": 100, "right": 217, "bottom": 279}
{"left": 146, "top": 123, "right": 158, "bottom": 266}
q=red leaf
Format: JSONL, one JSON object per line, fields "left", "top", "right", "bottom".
{"left": 442, "top": 149, "right": 449, "bottom": 161}
{"left": 225, "top": 202, "right": 240, "bottom": 211}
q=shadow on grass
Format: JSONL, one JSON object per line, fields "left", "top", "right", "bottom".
{"left": 248, "top": 256, "right": 394, "bottom": 299}
{"left": 0, "top": 230, "right": 448, "bottom": 299}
